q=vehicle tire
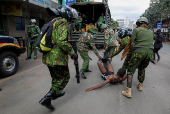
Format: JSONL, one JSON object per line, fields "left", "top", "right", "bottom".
{"left": 0, "top": 51, "right": 19, "bottom": 77}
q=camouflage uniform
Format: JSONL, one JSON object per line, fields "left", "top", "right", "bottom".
{"left": 103, "top": 28, "right": 116, "bottom": 69}
{"left": 110, "top": 36, "right": 131, "bottom": 69}
{"left": 72, "top": 16, "right": 82, "bottom": 31}
{"left": 78, "top": 32, "right": 99, "bottom": 73}
{"left": 42, "top": 17, "right": 75, "bottom": 95}
{"left": 27, "top": 25, "right": 40, "bottom": 58}
{"left": 95, "top": 16, "right": 105, "bottom": 31}
{"left": 127, "top": 27, "right": 153, "bottom": 83}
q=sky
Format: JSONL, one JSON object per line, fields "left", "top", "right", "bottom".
{"left": 94, "top": 0, "right": 150, "bottom": 23}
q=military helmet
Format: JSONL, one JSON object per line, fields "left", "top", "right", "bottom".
{"left": 118, "top": 28, "right": 128, "bottom": 38}
{"left": 100, "top": 24, "right": 107, "bottom": 30}
{"left": 31, "top": 19, "right": 36, "bottom": 24}
{"left": 136, "top": 17, "right": 148, "bottom": 25}
{"left": 46, "top": 5, "right": 78, "bottom": 21}
{"left": 89, "top": 27, "right": 98, "bottom": 34}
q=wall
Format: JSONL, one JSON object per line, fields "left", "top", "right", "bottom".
{"left": 8, "top": 15, "right": 25, "bottom": 37}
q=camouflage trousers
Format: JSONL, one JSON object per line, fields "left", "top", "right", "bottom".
{"left": 78, "top": 50, "right": 90, "bottom": 73}
{"left": 48, "top": 65, "right": 70, "bottom": 95}
{"left": 27, "top": 38, "right": 37, "bottom": 58}
{"left": 127, "top": 52, "right": 153, "bottom": 83}
{"left": 122, "top": 53, "right": 132, "bottom": 69}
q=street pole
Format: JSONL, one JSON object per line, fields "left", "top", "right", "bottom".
{"left": 25, "top": 0, "right": 29, "bottom": 48}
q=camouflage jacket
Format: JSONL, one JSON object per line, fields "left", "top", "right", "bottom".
{"left": 78, "top": 32, "right": 99, "bottom": 56}
{"left": 97, "top": 16, "right": 105, "bottom": 23}
{"left": 104, "top": 28, "right": 116, "bottom": 48}
{"left": 76, "top": 17, "right": 82, "bottom": 23}
{"left": 42, "top": 17, "right": 75, "bottom": 67}
{"left": 27, "top": 25, "right": 40, "bottom": 38}
{"left": 110, "top": 36, "right": 131, "bottom": 57}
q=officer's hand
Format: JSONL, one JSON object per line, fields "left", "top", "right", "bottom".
{"left": 102, "top": 50, "right": 105, "bottom": 53}
{"left": 71, "top": 53, "right": 77, "bottom": 60}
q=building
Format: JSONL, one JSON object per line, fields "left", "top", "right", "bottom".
{"left": 116, "top": 18, "right": 134, "bottom": 29}
{"left": 0, "top": 0, "right": 63, "bottom": 37}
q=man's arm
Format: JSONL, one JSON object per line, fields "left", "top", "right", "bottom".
{"left": 109, "top": 39, "right": 126, "bottom": 58}
{"left": 89, "top": 38, "right": 100, "bottom": 58}
{"left": 85, "top": 76, "right": 113, "bottom": 92}
{"left": 56, "top": 21, "right": 75, "bottom": 56}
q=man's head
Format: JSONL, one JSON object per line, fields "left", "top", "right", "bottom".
{"left": 136, "top": 17, "right": 148, "bottom": 27}
{"left": 101, "top": 13, "right": 104, "bottom": 17}
{"left": 100, "top": 24, "right": 107, "bottom": 32}
{"left": 46, "top": 5, "right": 78, "bottom": 22}
{"left": 30, "top": 19, "right": 36, "bottom": 26}
{"left": 157, "top": 29, "right": 161, "bottom": 34}
{"left": 118, "top": 28, "right": 128, "bottom": 39}
{"left": 117, "top": 68, "right": 126, "bottom": 78}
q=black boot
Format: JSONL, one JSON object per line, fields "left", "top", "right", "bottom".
{"left": 0, "top": 88, "right": 2, "bottom": 91}
{"left": 157, "top": 55, "right": 160, "bottom": 61}
{"left": 39, "top": 90, "right": 65, "bottom": 110}
{"left": 85, "top": 70, "right": 92, "bottom": 72}
{"left": 26, "top": 57, "right": 31, "bottom": 60}
{"left": 39, "top": 96, "right": 54, "bottom": 110}
{"left": 39, "top": 90, "right": 55, "bottom": 110}
{"left": 80, "top": 72, "right": 87, "bottom": 79}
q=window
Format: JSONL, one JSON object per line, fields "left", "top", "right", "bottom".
{"left": 15, "top": 16, "right": 25, "bottom": 31}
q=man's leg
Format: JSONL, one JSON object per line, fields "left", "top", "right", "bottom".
{"left": 39, "top": 65, "right": 68, "bottom": 110}
{"left": 97, "top": 60, "right": 107, "bottom": 74}
{"left": 107, "top": 60, "right": 114, "bottom": 73}
{"left": 121, "top": 52, "right": 143, "bottom": 98}
{"left": 137, "top": 53, "right": 151, "bottom": 91}
{"left": 33, "top": 38, "right": 37, "bottom": 59}
{"left": 122, "top": 53, "right": 132, "bottom": 70}
{"left": 26, "top": 40, "right": 32, "bottom": 59}
{"left": 155, "top": 48, "right": 160, "bottom": 61}
{"left": 79, "top": 50, "right": 90, "bottom": 79}
{"left": 78, "top": 23, "right": 82, "bottom": 32}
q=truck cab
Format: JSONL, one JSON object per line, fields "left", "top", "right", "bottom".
{"left": 69, "top": 1, "right": 111, "bottom": 47}
{"left": 0, "top": 35, "right": 26, "bottom": 77}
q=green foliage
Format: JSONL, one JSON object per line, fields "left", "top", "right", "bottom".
{"left": 111, "top": 18, "right": 119, "bottom": 29}
{"left": 141, "top": 0, "right": 170, "bottom": 27}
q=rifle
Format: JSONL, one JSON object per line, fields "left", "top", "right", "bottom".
{"left": 70, "top": 41, "right": 80, "bottom": 83}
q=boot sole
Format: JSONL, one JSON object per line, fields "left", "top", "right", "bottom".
{"left": 39, "top": 101, "right": 54, "bottom": 110}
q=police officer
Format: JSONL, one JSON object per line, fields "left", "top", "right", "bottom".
{"left": 100, "top": 24, "right": 116, "bottom": 70}
{"left": 78, "top": 27, "right": 101, "bottom": 79}
{"left": 26, "top": 19, "right": 40, "bottom": 60}
{"left": 39, "top": 5, "right": 78, "bottom": 110}
{"left": 95, "top": 13, "right": 105, "bottom": 32}
{"left": 108, "top": 28, "right": 131, "bottom": 69}
{"left": 72, "top": 14, "right": 82, "bottom": 32}
{"left": 121, "top": 17, "right": 154, "bottom": 98}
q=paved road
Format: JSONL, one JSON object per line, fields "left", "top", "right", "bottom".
{"left": 0, "top": 46, "right": 170, "bottom": 114}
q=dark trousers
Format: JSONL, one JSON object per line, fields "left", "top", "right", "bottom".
{"left": 153, "top": 48, "right": 160, "bottom": 60}
{"left": 47, "top": 65, "right": 70, "bottom": 95}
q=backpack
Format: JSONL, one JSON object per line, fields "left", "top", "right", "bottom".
{"left": 36, "top": 19, "right": 57, "bottom": 53}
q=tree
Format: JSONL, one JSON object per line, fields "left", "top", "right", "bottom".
{"left": 110, "top": 18, "right": 119, "bottom": 29}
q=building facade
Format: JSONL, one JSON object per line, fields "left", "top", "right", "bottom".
{"left": 116, "top": 18, "right": 134, "bottom": 29}
{"left": 0, "top": 0, "right": 61, "bottom": 37}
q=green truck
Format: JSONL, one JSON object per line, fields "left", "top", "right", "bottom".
{"left": 68, "top": 1, "right": 111, "bottom": 48}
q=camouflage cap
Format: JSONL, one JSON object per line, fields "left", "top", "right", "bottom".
{"left": 89, "top": 27, "right": 98, "bottom": 34}
{"left": 100, "top": 24, "right": 107, "bottom": 30}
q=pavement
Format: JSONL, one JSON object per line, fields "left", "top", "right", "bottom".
{"left": 0, "top": 44, "right": 170, "bottom": 114}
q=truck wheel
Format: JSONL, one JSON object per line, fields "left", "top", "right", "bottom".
{"left": 0, "top": 51, "right": 19, "bottom": 77}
